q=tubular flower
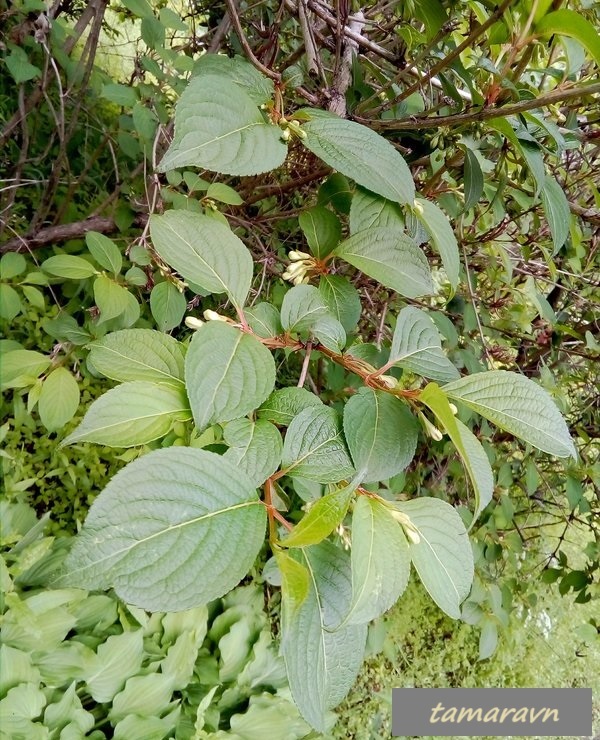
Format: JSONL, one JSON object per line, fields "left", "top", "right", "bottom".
{"left": 282, "top": 249, "right": 318, "bottom": 285}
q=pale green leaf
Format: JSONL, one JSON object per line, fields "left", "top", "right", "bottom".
{"left": 420, "top": 383, "right": 494, "bottom": 524}
{"left": 110, "top": 673, "right": 175, "bottom": 723}
{"left": 38, "top": 367, "right": 80, "bottom": 432}
{"left": 282, "top": 406, "right": 354, "bottom": 483}
{"left": 89, "top": 329, "right": 185, "bottom": 387}
{"left": 463, "top": 149, "right": 484, "bottom": 211}
{"left": 150, "top": 210, "right": 253, "bottom": 309}
{"left": 279, "top": 483, "right": 355, "bottom": 548}
{"left": 86, "top": 232, "right": 123, "bottom": 275}
{"left": 102, "top": 82, "right": 138, "bottom": 107}
{"left": 0, "top": 349, "right": 51, "bottom": 390}
{"left": 257, "top": 387, "right": 323, "bottom": 426}
{"left": 535, "top": 9, "right": 600, "bottom": 66}
{"left": 4, "top": 48, "right": 41, "bottom": 84}
{"left": 301, "top": 111, "right": 415, "bottom": 204}
{"left": 397, "top": 497, "right": 474, "bottom": 619}
{"left": 0, "top": 283, "right": 22, "bottom": 321}
{"left": 42, "top": 255, "right": 97, "bottom": 280}
{"left": 279, "top": 542, "right": 367, "bottom": 731}
{"left": 223, "top": 418, "right": 283, "bottom": 487}
{"left": 334, "top": 227, "right": 433, "bottom": 298}
{"left": 157, "top": 76, "right": 287, "bottom": 175}
{"left": 43, "top": 681, "right": 94, "bottom": 734}
{"left": 192, "top": 54, "right": 274, "bottom": 105}
{"left": 121, "top": 0, "right": 154, "bottom": 18}
{"left": 311, "top": 314, "right": 346, "bottom": 352}
{"left": 318, "top": 275, "right": 361, "bottom": 334}
{"left": 479, "top": 618, "right": 499, "bottom": 660}
{"left": 343, "top": 388, "right": 418, "bottom": 483}
{"left": 57, "top": 448, "right": 267, "bottom": 611}
{"left": 185, "top": 322, "right": 275, "bottom": 431}
{"left": 541, "top": 174, "right": 570, "bottom": 253}
{"left": 443, "top": 370, "right": 576, "bottom": 458}
{"left": 280, "top": 284, "right": 328, "bottom": 333}
{"left": 244, "top": 302, "right": 282, "bottom": 338}
{"left": 93, "top": 276, "right": 132, "bottom": 324}
{"left": 413, "top": 197, "right": 460, "bottom": 288}
{"left": 298, "top": 206, "right": 342, "bottom": 258}
{"left": 150, "top": 281, "right": 187, "bottom": 332}
{"left": 0, "top": 252, "right": 27, "bottom": 279}
{"left": 390, "top": 306, "right": 459, "bottom": 383}
{"left": 206, "top": 182, "right": 243, "bottom": 205}
{"left": 63, "top": 382, "right": 190, "bottom": 447}
{"left": 349, "top": 188, "right": 404, "bottom": 234}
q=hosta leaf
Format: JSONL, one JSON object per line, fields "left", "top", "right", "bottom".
{"left": 38, "top": 368, "right": 80, "bottom": 432}
{"left": 318, "top": 276, "right": 361, "bottom": 334}
{"left": 257, "top": 387, "right": 323, "bottom": 426}
{"left": 279, "top": 542, "right": 367, "bottom": 731}
{"left": 420, "top": 383, "right": 494, "bottom": 524}
{"left": 279, "top": 483, "right": 355, "bottom": 548}
{"left": 443, "top": 370, "right": 576, "bottom": 458}
{"left": 343, "top": 388, "right": 418, "bottom": 483}
{"left": 349, "top": 187, "right": 404, "bottom": 234}
{"left": 63, "top": 382, "right": 190, "bottom": 447}
{"left": 223, "top": 418, "right": 283, "bottom": 488}
{"left": 396, "top": 497, "right": 474, "bottom": 619}
{"left": 157, "top": 75, "right": 287, "bottom": 175}
{"left": 57, "top": 448, "right": 267, "bottom": 611}
{"left": 83, "top": 631, "right": 144, "bottom": 703}
{"left": 340, "top": 496, "right": 410, "bottom": 625}
{"left": 298, "top": 206, "right": 342, "bottom": 259}
{"left": 185, "top": 322, "right": 275, "bottom": 431}
{"left": 109, "top": 673, "right": 175, "bottom": 723}
{"left": 282, "top": 406, "right": 354, "bottom": 483}
{"left": 413, "top": 197, "right": 460, "bottom": 289}
{"left": 300, "top": 110, "right": 415, "bottom": 204}
{"left": 541, "top": 174, "right": 570, "bottom": 254}
{"left": 390, "top": 306, "right": 459, "bottom": 383}
{"left": 280, "top": 284, "right": 328, "bottom": 333}
{"left": 150, "top": 281, "right": 187, "bottom": 332}
{"left": 150, "top": 210, "right": 253, "bottom": 309}
{"left": 311, "top": 315, "right": 346, "bottom": 353}
{"left": 88, "top": 329, "right": 185, "bottom": 387}
{"left": 334, "top": 227, "right": 433, "bottom": 298}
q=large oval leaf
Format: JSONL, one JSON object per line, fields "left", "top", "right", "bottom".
{"left": 57, "top": 448, "right": 267, "bottom": 611}
{"left": 185, "top": 322, "right": 276, "bottom": 431}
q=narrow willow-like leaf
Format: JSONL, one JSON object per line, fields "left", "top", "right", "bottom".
{"left": 279, "top": 542, "right": 367, "bottom": 731}
{"left": 349, "top": 188, "right": 404, "bottom": 234}
{"left": 300, "top": 111, "right": 415, "bottom": 204}
{"left": 257, "top": 387, "right": 323, "bottom": 426}
{"left": 279, "top": 483, "right": 355, "bottom": 548}
{"left": 150, "top": 210, "right": 253, "bottom": 309}
{"left": 420, "top": 383, "right": 494, "bottom": 524}
{"left": 390, "top": 306, "right": 459, "bottom": 383}
{"left": 318, "top": 276, "right": 361, "bottom": 334}
{"left": 57, "top": 448, "right": 266, "bottom": 611}
{"left": 223, "top": 418, "right": 283, "bottom": 488}
{"left": 340, "top": 496, "right": 410, "bottom": 625}
{"left": 88, "top": 329, "right": 185, "bottom": 387}
{"left": 535, "top": 9, "right": 600, "bottom": 67}
{"left": 62, "top": 382, "right": 191, "bottom": 448}
{"left": 443, "top": 370, "right": 576, "bottom": 458}
{"left": 397, "top": 497, "right": 474, "bottom": 619}
{"left": 334, "top": 227, "right": 433, "bottom": 298}
{"left": 343, "top": 388, "right": 418, "bottom": 483}
{"left": 413, "top": 197, "right": 460, "bottom": 289}
{"left": 185, "top": 322, "right": 275, "bottom": 431}
{"left": 282, "top": 405, "right": 355, "bottom": 483}
{"left": 157, "top": 75, "right": 287, "bottom": 175}
{"left": 280, "top": 284, "right": 328, "bottom": 333}
{"left": 463, "top": 149, "right": 484, "bottom": 211}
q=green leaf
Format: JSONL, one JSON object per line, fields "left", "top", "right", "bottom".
{"left": 4, "top": 47, "right": 41, "bottom": 84}
{"left": 21, "top": 285, "right": 45, "bottom": 310}
{"left": 413, "top": 198, "right": 460, "bottom": 289}
{"left": 0, "top": 252, "right": 27, "bottom": 279}
{"left": 244, "top": 302, "right": 282, "bottom": 338}
{"left": 535, "top": 9, "right": 600, "bottom": 67}
{"left": 150, "top": 210, "right": 253, "bottom": 309}
{"left": 206, "top": 182, "right": 243, "bottom": 205}
{"left": 58, "top": 448, "right": 266, "bottom": 610}
{"left": 396, "top": 497, "right": 474, "bottom": 619}
{"left": 343, "top": 388, "right": 418, "bottom": 483}
{"left": 42, "top": 255, "right": 97, "bottom": 280}
{"left": 223, "top": 418, "right": 283, "bottom": 488}
{"left": 185, "top": 322, "right": 275, "bottom": 431}
{"left": 279, "top": 542, "right": 367, "bottom": 731}
{"left": 82, "top": 630, "right": 144, "bottom": 703}
{"left": 281, "top": 406, "right": 355, "bottom": 483}
{"left": 280, "top": 284, "right": 328, "bottom": 333}
{"left": 121, "top": 0, "right": 154, "bottom": 18}
{"left": 349, "top": 188, "right": 404, "bottom": 234}
{"left": 420, "top": 383, "right": 494, "bottom": 524}
{"left": 88, "top": 329, "right": 185, "bottom": 387}
{"left": 301, "top": 111, "right": 415, "bottom": 204}
{"left": 109, "top": 673, "right": 175, "bottom": 723}
{"left": 443, "top": 370, "right": 576, "bottom": 458}
{"left": 334, "top": 228, "right": 433, "bottom": 298}
{"left": 463, "top": 149, "right": 484, "bottom": 211}
{"left": 541, "top": 174, "right": 570, "bottom": 253}
{"left": 340, "top": 496, "right": 410, "bottom": 625}
{"left": 93, "top": 276, "right": 133, "bottom": 324}
{"left": 317, "top": 172, "right": 352, "bottom": 213}
{"left": 390, "top": 306, "right": 459, "bottom": 383}
{"left": 63, "top": 382, "right": 190, "bottom": 447}
{"left": 86, "top": 232, "right": 123, "bottom": 275}
{"left": 43, "top": 681, "right": 94, "bottom": 734}
{"left": 479, "top": 618, "right": 499, "bottom": 660}
{"left": 192, "top": 54, "right": 274, "bottom": 105}
{"left": 0, "top": 350, "right": 51, "bottom": 390}
{"left": 150, "top": 281, "right": 187, "bottom": 332}
{"left": 157, "top": 76, "right": 287, "bottom": 175}
{"left": 298, "top": 206, "right": 342, "bottom": 259}
{"left": 102, "top": 82, "right": 138, "bottom": 107}
{"left": 318, "top": 276, "right": 361, "bottom": 334}
{"left": 0, "top": 283, "right": 22, "bottom": 321}
{"left": 279, "top": 483, "right": 355, "bottom": 548}
{"left": 257, "top": 387, "right": 323, "bottom": 426}
{"left": 38, "top": 368, "right": 80, "bottom": 432}
{"left": 311, "top": 315, "right": 346, "bottom": 352}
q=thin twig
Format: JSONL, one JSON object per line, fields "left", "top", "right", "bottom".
{"left": 224, "top": 0, "right": 281, "bottom": 81}
{"left": 297, "top": 341, "right": 313, "bottom": 387}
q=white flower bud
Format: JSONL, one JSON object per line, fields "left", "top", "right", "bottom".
{"left": 420, "top": 412, "right": 444, "bottom": 441}
{"left": 449, "top": 403, "right": 458, "bottom": 415}
{"left": 203, "top": 309, "right": 228, "bottom": 322}
{"left": 379, "top": 374, "right": 397, "bottom": 389}
{"left": 185, "top": 316, "right": 204, "bottom": 330}
{"left": 288, "top": 250, "right": 311, "bottom": 261}
{"left": 413, "top": 200, "right": 424, "bottom": 216}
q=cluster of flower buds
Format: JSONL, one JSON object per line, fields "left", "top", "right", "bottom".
{"left": 282, "top": 249, "right": 317, "bottom": 285}
{"left": 184, "top": 309, "right": 233, "bottom": 331}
